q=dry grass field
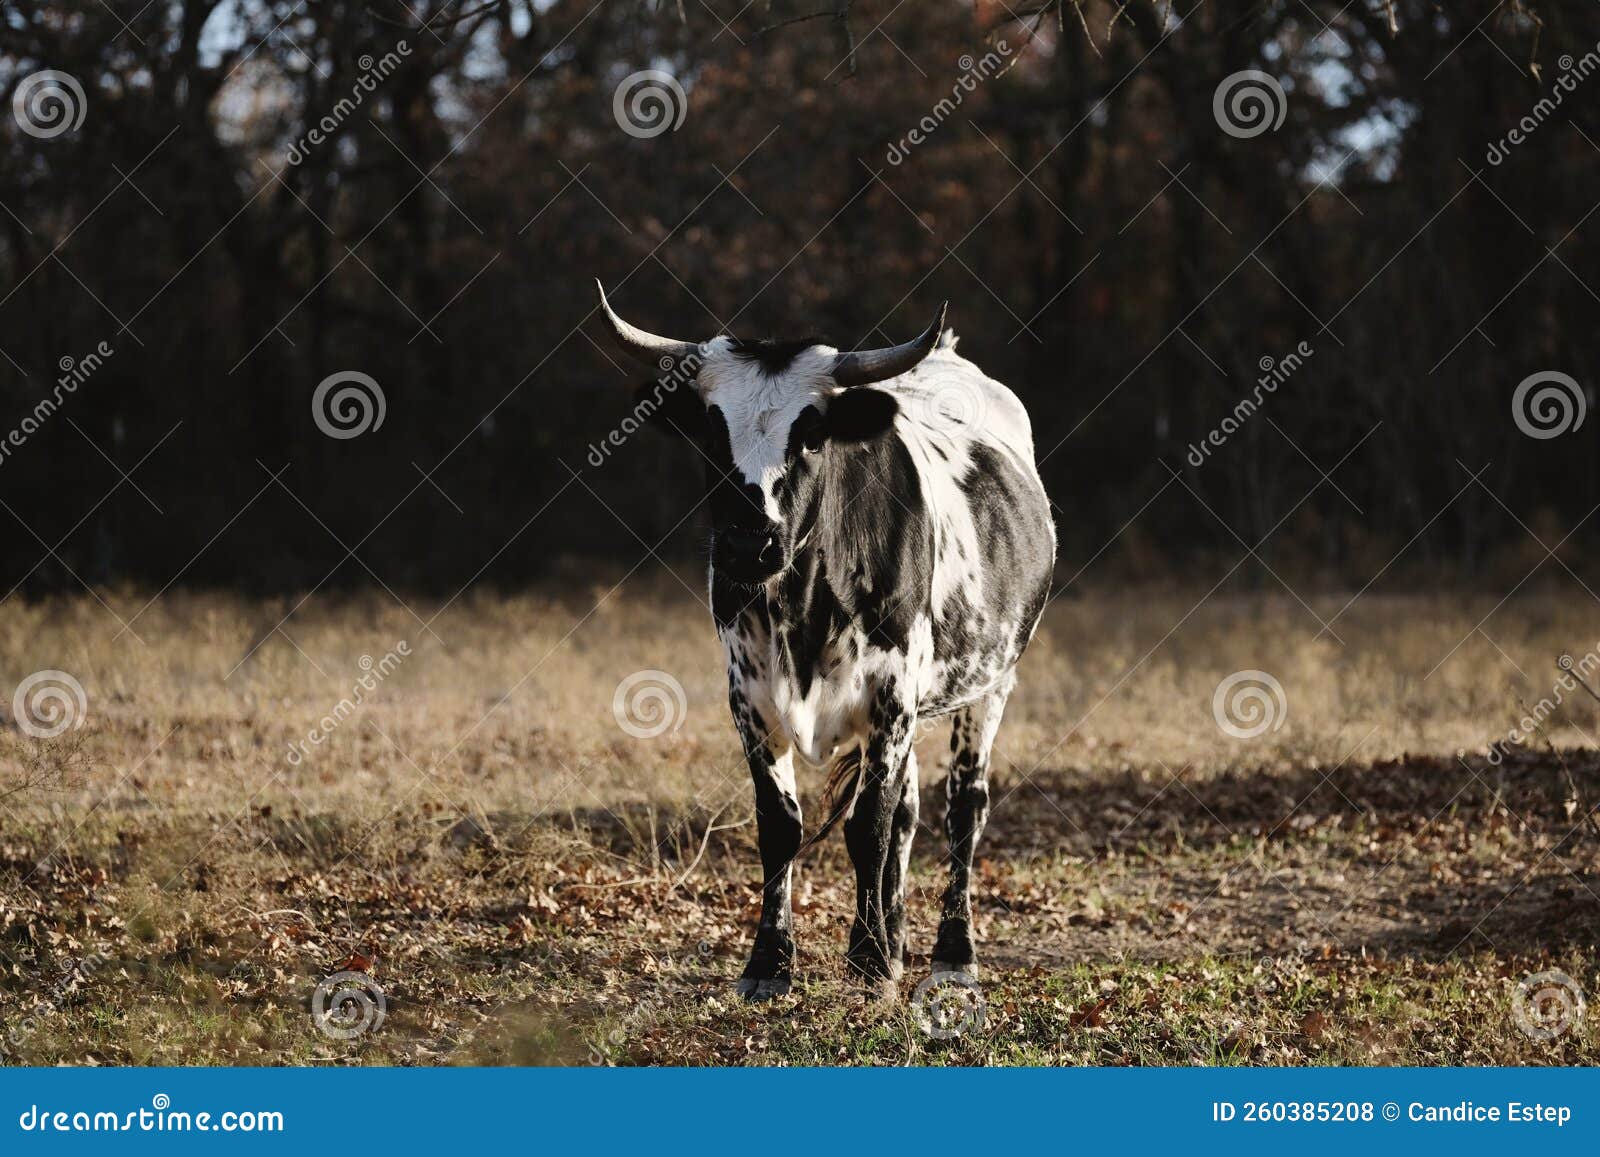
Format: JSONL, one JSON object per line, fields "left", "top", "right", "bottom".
{"left": 2, "top": 575, "right": 1598, "bottom": 1065}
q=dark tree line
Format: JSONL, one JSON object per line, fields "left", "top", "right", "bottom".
{"left": 1, "top": 0, "right": 1596, "bottom": 595}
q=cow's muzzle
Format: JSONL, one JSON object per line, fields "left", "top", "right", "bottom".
{"left": 715, "top": 526, "right": 783, "bottom": 584}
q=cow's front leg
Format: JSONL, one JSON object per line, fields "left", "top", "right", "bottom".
{"left": 729, "top": 684, "right": 801, "bottom": 1001}
{"left": 880, "top": 748, "right": 919, "bottom": 981}
{"left": 844, "top": 679, "right": 915, "bottom": 998}
{"left": 933, "top": 674, "right": 1012, "bottom": 975}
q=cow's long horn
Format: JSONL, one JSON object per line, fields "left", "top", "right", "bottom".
{"left": 831, "top": 302, "right": 948, "bottom": 388}
{"left": 595, "top": 280, "right": 699, "bottom": 368}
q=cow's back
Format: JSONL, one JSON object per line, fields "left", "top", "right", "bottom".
{"left": 892, "top": 346, "right": 1055, "bottom": 715}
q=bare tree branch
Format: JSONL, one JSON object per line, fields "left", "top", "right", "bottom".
{"left": 755, "top": 5, "right": 847, "bottom": 37}
{"left": 369, "top": 0, "right": 505, "bottom": 33}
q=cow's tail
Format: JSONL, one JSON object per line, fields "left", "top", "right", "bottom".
{"left": 797, "top": 746, "right": 863, "bottom": 854}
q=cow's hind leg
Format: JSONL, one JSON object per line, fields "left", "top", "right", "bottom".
{"left": 730, "top": 685, "right": 801, "bottom": 1001}
{"left": 933, "top": 674, "right": 1013, "bottom": 975}
{"left": 844, "top": 679, "right": 915, "bottom": 998}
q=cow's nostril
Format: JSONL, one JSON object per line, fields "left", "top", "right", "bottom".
{"left": 719, "top": 527, "right": 782, "bottom": 574}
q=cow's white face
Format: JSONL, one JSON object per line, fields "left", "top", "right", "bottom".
{"left": 595, "top": 283, "right": 946, "bottom": 584}
{"left": 691, "top": 338, "right": 892, "bottom": 586}
{"left": 696, "top": 340, "right": 836, "bottom": 523}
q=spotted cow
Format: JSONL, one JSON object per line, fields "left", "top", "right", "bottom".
{"left": 597, "top": 283, "right": 1055, "bottom": 999}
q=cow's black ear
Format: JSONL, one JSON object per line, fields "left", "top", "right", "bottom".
{"left": 825, "top": 388, "right": 899, "bottom": 444}
{"left": 634, "top": 378, "right": 707, "bottom": 441}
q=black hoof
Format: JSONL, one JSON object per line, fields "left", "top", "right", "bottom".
{"left": 931, "top": 961, "right": 979, "bottom": 978}
{"left": 735, "top": 976, "right": 792, "bottom": 1001}
{"left": 739, "top": 929, "right": 794, "bottom": 1002}
{"left": 932, "top": 918, "right": 975, "bottom": 971}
